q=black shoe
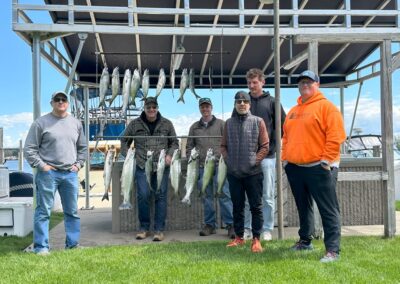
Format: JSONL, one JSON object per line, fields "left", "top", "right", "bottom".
{"left": 199, "top": 224, "right": 216, "bottom": 236}
{"left": 226, "top": 225, "right": 235, "bottom": 239}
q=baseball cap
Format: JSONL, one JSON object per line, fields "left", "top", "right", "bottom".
{"left": 234, "top": 91, "right": 251, "bottom": 102}
{"left": 144, "top": 97, "right": 158, "bottom": 106}
{"left": 199, "top": 97, "right": 212, "bottom": 106}
{"left": 51, "top": 91, "right": 68, "bottom": 101}
{"left": 297, "top": 70, "right": 319, "bottom": 83}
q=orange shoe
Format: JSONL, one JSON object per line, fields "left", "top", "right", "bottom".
{"left": 251, "top": 237, "right": 263, "bottom": 253}
{"left": 227, "top": 236, "right": 246, "bottom": 247}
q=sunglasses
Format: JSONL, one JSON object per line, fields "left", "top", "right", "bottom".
{"left": 145, "top": 105, "right": 158, "bottom": 110}
{"left": 53, "top": 97, "right": 67, "bottom": 103}
{"left": 236, "top": 100, "right": 250, "bottom": 105}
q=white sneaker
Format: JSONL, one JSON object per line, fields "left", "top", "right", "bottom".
{"left": 262, "top": 231, "right": 272, "bottom": 241}
{"left": 243, "top": 228, "right": 253, "bottom": 240}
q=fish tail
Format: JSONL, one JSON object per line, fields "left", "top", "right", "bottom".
{"left": 101, "top": 192, "right": 109, "bottom": 201}
{"left": 177, "top": 97, "right": 185, "bottom": 104}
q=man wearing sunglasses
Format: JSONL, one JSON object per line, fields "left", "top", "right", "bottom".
{"left": 186, "top": 97, "right": 234, "bottom": 239}
{"left": 282, "top": 70, "right": 346, "bottom": 263}
{"left": 221, "top": 91, "right": 269, "bottom": 253}
{"left": 243, "top": 68, "right": 286, "bottom": 242}
{"left": 120, "top": 97, "right": 179, "bottom": 242}
{"left": 24, "top": 91, "right": 87, "bottom": 255}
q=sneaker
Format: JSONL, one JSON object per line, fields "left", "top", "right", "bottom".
{"left": 199, "top": 224, "right": 216, "bottom": 236}
{"left": 226, "top": 225, "right": 236, "bottom": 239}
{"left": 251, "top": 237, "right": 263, "bottom": 253}
{"left": 320, "top": 251, "right": 340, "bottom": 263}
{"left": 67, "top": 244, "right": 85, "bottom": 250}
{"left": 262, "top": 231, "right": 272, "bottom": 241}
{"left": 136, "top": 231, "right": 150, "bottom": 240}
{"left": 243, "top": 228, "right": 253, "bottom": 240}
{"left": 153, "top": 231, "right": 164, "bottom": 242}
{"left": 290, "top": 240, "right": 314, "bottom": 251}
{"left": 227, "top": 236, "right": 246, "bottom": 247}
{"left": 35, "top": 250, "right": 50, "bottom": 256}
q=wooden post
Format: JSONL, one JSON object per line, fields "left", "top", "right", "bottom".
{"left": 380, "top": 39, "right": 396, "bottom": 237}
{"left": 308, "top": 41, "right": 324, "bottom": 239}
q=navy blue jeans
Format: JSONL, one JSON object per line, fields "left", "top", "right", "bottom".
{"left": 135, "top": 166, "right": 169, "bottom": 232}
{"left": 227, "top": 173, "right": 263, "bottom": 238}
{"left": 285, "top": 163, "right": 341, "bottom": 253}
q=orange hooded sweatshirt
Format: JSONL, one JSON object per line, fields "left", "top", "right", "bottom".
{"left": 282, "top": 90, "right": 346, "bottom": 165}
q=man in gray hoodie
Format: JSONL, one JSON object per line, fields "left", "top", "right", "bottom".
{"left": 24, "top": 91, "right": 87, "bottom": 255}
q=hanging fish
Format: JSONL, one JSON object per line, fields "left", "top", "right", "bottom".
{"left": 170, "top": 149, "right": 181, "bottom": 196}
{"left": 181, "top": 147, "right": 200, "bottom": 206}
{"left": 177, "top": 68, "right": 189, "bottom": 104}
{"left": 200, "top": 148, "right": 216, "bottom": 196}
{"left": 216, "top": 155, "right": 227, "bottom": 197}
{"left": 189, "top": 68, "right": 201, "bottom": 100}
{"left": 155, "top": 68, "right": 166, "bottom": 98}
{"left": 102, "top": 146, "right": 116, "bottom": 202}
{"left": 120, "top": 69, "right": 131, "bottom": 115}
{"left": 145, "top": 150, "right": 154, "bottom": 191}
{"left": 108, "top": 67, "right": 120, "bottom": 106}
{"left": 130, "top": 68, "right": 141, "bottom": 107}
{"left": 96, "top": 116, "right": 107, "bottom": 140}
{"left": 156, "top": 149, "right": 166, "bottom": 193}
{"left": 141, "top": 69, "right": 150, "bottom": 100}
{"left": 98, "top": 67, "right": 109, "bottom": 108}
{"left": 119, "top": 146, "right": 136, "bottom": 210}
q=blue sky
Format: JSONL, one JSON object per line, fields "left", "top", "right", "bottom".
{"left": 1, "top": 1, "right": 400, "bottom": 148}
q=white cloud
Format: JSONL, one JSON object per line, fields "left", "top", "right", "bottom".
{"left": 0, "top": 112, "right": 33, "bottom": 148}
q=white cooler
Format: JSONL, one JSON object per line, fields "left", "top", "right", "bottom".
{"left": 0, "top": 197, "right": 33, "bottom": 237}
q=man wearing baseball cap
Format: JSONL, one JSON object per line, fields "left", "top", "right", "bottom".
{"left": 24, "top": 90, "right": 87, "bottom": 255}
{"left": 120, "top": 96, "right": 179, "bottom": 242}
{"left": 186, "top": 97, "right": 234, "bottom": 239}
{"left": 222, "top": 91, "right": 269, "bottom": 253}
{"left": 282, "top": 70, "right": 346, "bottom": 262}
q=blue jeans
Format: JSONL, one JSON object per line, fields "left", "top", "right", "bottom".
{"left": 34, "top": 170, "right": 80, "bottom": 252}
{"left": 136, "top": 166, "right": 169, "bottom": 232}
{"left": 198, "top": 167, "right": 233, "bottom": 228}
{"left": 244, "top": 158, "right": 276, "bottom": 232}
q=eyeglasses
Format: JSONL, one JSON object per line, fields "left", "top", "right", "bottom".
{"left": 53, "top": 98, "right": 67, "bottom": 103}
{"left": 145, "top": 105, "right": 158, "bottom": 110}
{"left": 236, "top": 100, "right": 250, "bottom": 105}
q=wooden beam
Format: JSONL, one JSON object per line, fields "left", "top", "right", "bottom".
{"left": 380, "top": 40, "right": 396, "bottom": 238}
{"left": 337, "top": 171, "right": 388, "bottom": 181}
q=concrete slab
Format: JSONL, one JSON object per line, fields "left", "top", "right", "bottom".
{"left": 45, "top": 209, "right": 400, "bottom": 251}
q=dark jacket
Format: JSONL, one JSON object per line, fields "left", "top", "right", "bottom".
{"left": 250, "top": 91, "right": 286, "bottom": 158}
{"left": 120, "top": 112, "right": 179, "bottom": 169}
{"left": 221, "top": 110, "right": 269, "bottom": 178}
{"left": 186, "top": 115, "right": 224, "bottom": 167}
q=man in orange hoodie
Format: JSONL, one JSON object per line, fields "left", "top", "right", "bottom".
{"left": 282, "top": 70, "right": 346, "bottom": 263}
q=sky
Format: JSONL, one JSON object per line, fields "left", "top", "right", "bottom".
{"left": 1, "top": 1, "right": 400, "bottom": 148}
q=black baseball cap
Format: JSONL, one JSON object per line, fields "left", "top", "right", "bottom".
{"left": 297, "top": 70, "right": 319, "bottom": 83}
{"left": 144, "top": 97, "right": 158, "bottom": 106}
{"left": 199, "top": 97, "right": 212, "bottom": 106}
{"left": 51, "top": 91, "right": 68, "bottom": 101}
{"left": 234, "top": 91, "right": 251, "bottom": 102}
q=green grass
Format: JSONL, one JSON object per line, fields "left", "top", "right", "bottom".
{"left": 0, "top": 236, "right": 399, "bottom": 283}
{"left": 0, "top": 212, "right": 64, "bottom": 254}
{"left": 396, "top": 200, "right": 400, "bottom": 211}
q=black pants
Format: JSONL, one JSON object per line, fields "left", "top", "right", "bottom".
{"left": 285, "top": 163, "right": 341, "bottom": 253}
{"left": 227, "top": 173, "right": 263, "bottom": 238}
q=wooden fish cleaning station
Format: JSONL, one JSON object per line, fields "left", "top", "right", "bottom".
{"left": 12, "top": 0, "right": 399, "bottom": 238}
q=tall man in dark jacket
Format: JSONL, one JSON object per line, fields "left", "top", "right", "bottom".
{"left": 221, "top": 91, "right": 269, "bottom": 253}
{"left": 120, "top": 97, "right": 179, "bottom": 242}
{"left": 187, "top": 97, "right": 234, "bottom": 238}
{"left": 243, "top": 68, "right": 286, "bottom": 241}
